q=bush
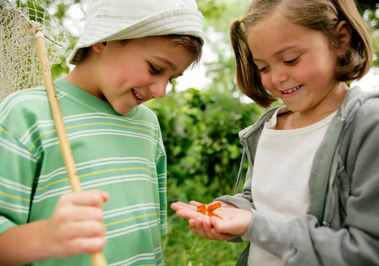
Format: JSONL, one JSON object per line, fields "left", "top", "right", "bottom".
{"left": 147, "top": 87, "right": 261, "bottom": 265}
{"left": 148, "top": 87, "right": 262, "bottom": 203}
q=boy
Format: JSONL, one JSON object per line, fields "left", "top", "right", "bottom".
{"left": 0, "top": 0, "right": 204, "bottom": 265}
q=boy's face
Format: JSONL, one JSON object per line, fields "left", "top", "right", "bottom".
{"left": 90, "top": 36, "right": 195, "bottom": 114}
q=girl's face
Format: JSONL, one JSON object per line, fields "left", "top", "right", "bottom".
{"left": 247, "top": 14, "right": 346, "bottom": 115}
{"left": 91, "top": 36, "right": 194, "bottom": 114}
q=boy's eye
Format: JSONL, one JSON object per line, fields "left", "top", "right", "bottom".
{"left": 149, "top": 63, "right": 162, "bottom": 75}
{"left": 284, "top": 57, "right": 299, "bottom": 65}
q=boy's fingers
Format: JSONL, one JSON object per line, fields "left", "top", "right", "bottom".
{"left": 60, "top": 221, "right": 106, "bottom": 240}
{"left": 61, "top": 206, "right": 104, "bottom": 222}
{"left": 61, "top": 190, "right": 108, "bottom": 207}
{"left": 68, "top": 237, "right": 107, "bottom": 255}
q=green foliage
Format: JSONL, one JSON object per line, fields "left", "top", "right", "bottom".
{"left": 196, "top": 0, "right": 250, "bottom": 96}
{"left": 197, "top": 0, "right": 249, "bottom": 31}
{"left": 149, "top": 85, "right": 261, "bottom": 265}
{"left": 362, "top": 4, "right": 379, "bottom": 67}
{"left": 163, "top": 214, "right": 246, "bottom": 266}
{"left": 147, "top": 87, "right": 262, "bottom": 204}
{"left": 147, "top": 86, "right": 261, "bottom": 265}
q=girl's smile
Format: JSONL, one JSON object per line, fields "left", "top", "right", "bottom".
{"left": 281, "top": 84, "right": 303, "bottom": 98}
{"left": 247, "top": 13, "right": 349, "bottom": 128}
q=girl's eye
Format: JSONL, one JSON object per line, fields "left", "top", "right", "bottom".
{"left": 284, "top": 57, "right": 299, "bottom": 65}
{"left": 258, "top": 66, "right": 268, "bottom": 73}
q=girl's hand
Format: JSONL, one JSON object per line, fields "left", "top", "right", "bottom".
{"left": 171, "top": 201, "right": 253, "bottom": 241}
{"left": 41, "top": 190, "right": 109, "bottom": 258}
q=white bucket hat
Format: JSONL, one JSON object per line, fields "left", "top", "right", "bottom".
{"left": 68, "top": 0, "right": 205, "bottom": 65}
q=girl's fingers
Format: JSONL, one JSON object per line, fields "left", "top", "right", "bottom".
{"left": 177, "top": 208, "right": 204, "bottom": 219}
{"left": 189, "top": 217, "right": 235, "bottom": 241}
{"left": 189, "top": 200, "right": 203, "bottom": 206}
{"left": 171, "top": 201, "right": 205, "bottom": 220}
{"left": 170, "top": 201, "right": 194, "bottom": 211}
{"left": 172, "top": 201, "right": 251, "bottom": 240}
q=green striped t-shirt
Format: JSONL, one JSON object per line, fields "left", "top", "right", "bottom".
{"left": 0, "top": 79, "right": 167, "bottom": 265}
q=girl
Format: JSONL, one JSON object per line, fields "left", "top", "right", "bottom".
{"left": 171, "top": 0, "right": 379, "bottom": 265}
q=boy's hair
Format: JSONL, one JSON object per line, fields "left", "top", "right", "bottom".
{"left": 231, "top": 0, "right": 373, "bottom": 107}
{"left": 165, "top": 35, "right": 203, "bottom": 64}
{"left": 68, "top": 0, "right": 204, "bottom": 65}
{"left": 78, "top": 35, "right": 203, "bottom": 65}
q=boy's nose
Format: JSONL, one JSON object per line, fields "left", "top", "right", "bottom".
{"left": 149, "top": 79, "right": 169, "bottom": 98}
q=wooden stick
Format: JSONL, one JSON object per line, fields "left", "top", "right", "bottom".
{"left": 35, "top": 30, "right": 107, "bottom": 266}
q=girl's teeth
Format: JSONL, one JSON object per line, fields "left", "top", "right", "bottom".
{"left": 283, "top": 86, "right": 300, "bottom": 94}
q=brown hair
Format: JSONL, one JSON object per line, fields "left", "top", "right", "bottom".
{"left": 165, "top": 35, "right": 203, "bottom": 64}
{"left": 78, "top": 35, "right": 203, "bottom": 65}
{"left": 231, "top": 0, "right": 373, "bottom": 107}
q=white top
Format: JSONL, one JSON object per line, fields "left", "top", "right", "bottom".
{"left": 249, "top": 108, "right": 336, "bottom": 266}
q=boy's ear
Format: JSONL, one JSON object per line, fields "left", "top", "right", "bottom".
{"left": 92, "top": 42, "right": 107, "bottom": 53}
{"left": 333, "top": 20, "right": 352, "bottom": 56}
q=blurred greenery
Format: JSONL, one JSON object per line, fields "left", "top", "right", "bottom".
{"left": 147, "top": 86, "right": 262, "bottom": 204}
{"left": 146, "top": 86, "right": 260, "bottom": 265}
{"left": 163, "top": 214, "right": 246, "bottom": 266}
{"left": 14, "top": 0, "right": 379, "bottom": 265}
{"left": 356, "top": 1, "right": 379, "bottom": 66}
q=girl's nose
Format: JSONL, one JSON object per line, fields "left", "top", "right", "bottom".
{"left": 150, "top": 78, "right": 169, "bottom": 98}
{"left": 271, "top": 67, "right": 288, "bottom": 86}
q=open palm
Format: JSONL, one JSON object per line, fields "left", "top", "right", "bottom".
{"left": 171, "top": 201, "right": 253, "bottom": 241}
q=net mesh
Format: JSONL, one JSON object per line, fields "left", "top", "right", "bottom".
{"left": 0, "top": 0, "right": 68, "bottom": 101}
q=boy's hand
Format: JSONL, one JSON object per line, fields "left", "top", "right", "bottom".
{"left": 171, "top": 201, "right": 253, "bottom": 241}
{"left": 42, "top": 190, "right": 109, "bottom": 258}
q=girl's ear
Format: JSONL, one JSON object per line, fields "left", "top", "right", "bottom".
{"left": 333, "top": 20, "right": 352, "bottom": 56}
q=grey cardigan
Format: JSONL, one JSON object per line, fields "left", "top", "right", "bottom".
{"left": 217, "top": 87, "right": 379, "bottom": 265}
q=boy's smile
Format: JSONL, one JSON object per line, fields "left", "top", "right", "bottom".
{"left": 131, "top": 88, "right": 146, "bottom": 103}
{"left": 69, "top": 36, "right": 195, "bottom": 115}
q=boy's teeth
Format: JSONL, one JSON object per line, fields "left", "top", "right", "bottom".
{"left": 133, "top": 89, "right": 143, "bottom": 100}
